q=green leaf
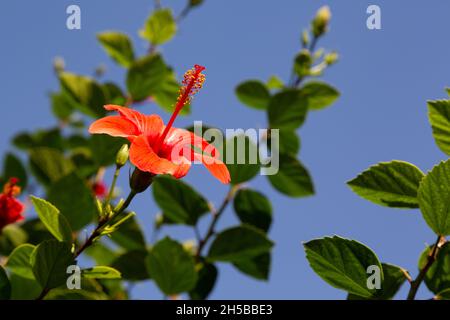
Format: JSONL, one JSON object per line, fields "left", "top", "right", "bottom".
{"left": 21, "top": 219, "right": 54, "bottom": 245}
{"left": 347, "top": 263, "right": 408, "bottom": 300}
{"left": 51, "top": 91, "right": 74, "bottom": 121}
{"left": 189, "top": 262, "right": 218, "bottom": 300}
{"left": 224, "top": 135, "right": 260, "bottom": 185}
{"left": 419, "top": 242, "right": 450, "bottom": 294}
{"left": 3, "top": 153, "right": 27, "bottom": 189}
{"left": 428, "top": 100, "right": 450, "bottom": 155}
{"left": 267, "top": 153, "right": 314, "bottom": 197}
{"left": 30, "top": 240, "right": 75, "bottom": 290}
{"left": 348, "top": 161, "right": 424, "bottom": 209}
{"left": 47, "top": 173, "right": 96, "bottom": 231}
{"left": 111, "top": 250, "right": 150, "bottom": 281}
{"left": 102, "top": 82, "right": 127, "bottom": 106}
{"left": 126, "top": 54, "right": 169, "bottom": 102}
{"left": 110, "top": 215, "right": 146, "bottom": 251}
{"left": 276, "top": 129, "right": 300, "bottom": 156}
{"left": 268, "top": 89, "right": 308, "bottom": 130}
{"left": 89, "top": 134, "right": 126, "bottom": 167}
{"left": 153, "top": 175, "right": 210, "bottom": 225}
{"left": 146, "top": 237, "right": 197, "bottom": 295}
{"left": 418, "top": 160, "right": 450, "bottom": 235}
{"left": 0, "top": 225, "right": 28, "bottom": 256}
{"left": 235, "top": 80, "right": 271, "bottom": 110}
{"left": 233, "top": 189, "right": 272, "bottom": 232}
{"left": 304, "top": 236, "right": 383, "bottom": 298}
{"left": 207, "top": 225, "right": 273, "bottom": 262}
{"left": 0, "top": 266, "right": 11, "bottom": 299}
{"left": 436, "top": 288, "right": 450, "bottom": 300}
{"left": 300, "top": 81, "right": 339, "bottom": 110}
{"left": 82, "top": 266, "right": 121, "bottom": 279}
{"left": 30, "top": 196, "right": 73, "bottom": 242}
{"left": 59, "top": 72, "right": 107, "bottom": 118}
{"left": 6, "top": 244, "right": 36, "bottom": 279}
{"left": 233, "top": 252, "right": 271, "bottom": 281}
{"left": 84, "top": 242, "right": 117, "bottom": 266}
{"left": 139, "top": 9, "right": 177, "bottom": 45}
{"left": 97, "top": 32, "right": 134, "bottom": 68}
{"left": 29, "top": 148, "right": 75, "bottom": 186}
{"left": 6, "top": 244, "right": 42, "bottom": 299}
{"left": 153, "top": 74, "right": 191, "bottom": 115}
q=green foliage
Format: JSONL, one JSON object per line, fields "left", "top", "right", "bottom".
{"left": 428, "top": 99, "right": 450, "bottom": 155}
{"left": 146, "top": 237, "right": 197, "bottom": 295}
{"left": 110, "top": 216, "right": 146, "bottom": 251}
{"left": 152, "top": 175, "right": 210, "bottom": 225}
{"left": 111, "top": 250, "right": 150, "bottom": 281}
{"left": 97, "top": 32, "right": 135, "bottom": 68}
{"left": 30, "top": 240, "right": 75, "bottom": 290}
{"left": 224, "top": 135, "right": 260, "bottom": 185}
{"left": 0, "top": 266, "right": 11, "bottom": 299}
{"left": 207, "top": 225, "right": 273, "bottom": 262}
{"left": 419, "top": 242, "right": 450, "bottom": 294}
{"left": 347, "top": 263, "right": 407, "bottom": 300}
{"left": 300, "top": 81, "right": 339, "bottom": 110}
{"left": 304, "top": 236, "right": 383, "bottom": 298}
{"left": 268, "top": 89, "right": 308, "bottom": 130}
{"left": 268, "top": 154, "right": 314, "bottom": 197}
{"left": 29, "top": 147, "right": 74, "bottom": 186}
{"left": 418, "top": 160, "right": 450, "bottom": 235}
{"left": 126, "top": 54, "right": 169, "bottom": 102}
{"left": 235, "top": 80, "right": 271, "bottom": 110}
{"left": 233, "top": 189, "right": 272, "bottom": 232}
{"left": 30, "top": 197, "right": 73, "bottom": 243}
{"left": 82, "top": 266, "right": 121, "bottom": 279}
{"left": 47, "top": 173, "right": 96, "bottom": 231}
{"left": 140, "top": 9, "right": 177, "bottom": 45}
{"left": 59, "top": 72, "right": 107, "bottom": 118}
{"left": 348, "top": 161, "right": 424, "bottom": 209}
{"left": 233, "top": 252, "right": 271, "bottom": 281}
{"left": 189, "top": 262, "right": 218, "bottom": 300}
{"left": 2, "top": 153, "right": 27, "bottom": 189}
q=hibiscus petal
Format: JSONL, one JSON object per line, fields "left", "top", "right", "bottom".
{"left": 194, "top": 153, "right": 231, "bottom": 184}
{"left": 130, "top": 135, "right": 189, "bottom": 177}
{"left": 165, "top": 128, "right": 220, "bottom": 158}
{"left": 88, "top": 115, "right": 139, "bottom": 138}
{"left": 104, "top": 105, "right": 164, "bottom": 137}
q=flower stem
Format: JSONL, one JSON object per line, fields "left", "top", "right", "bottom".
{"left": 105, "top": 166, "right": 120, "bottom": 209}
{"left": 195, "top": 185, "right": 240, "bottom": 259}
{"left": 407, "top": 235, "right": 444, "bottom": 300}
{"left": 36, "top": 189, "right": 138, "bottom": 301}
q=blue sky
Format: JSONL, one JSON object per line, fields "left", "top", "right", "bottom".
{"left": 1, "top": 0, "right": 450, "bottom": 299}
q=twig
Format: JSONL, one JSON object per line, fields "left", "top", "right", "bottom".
{"left": 407, "top": 236, "right": 444, "bottom": 300}
{"left": 195, "top": 185, "right": 240, "bottom": 259}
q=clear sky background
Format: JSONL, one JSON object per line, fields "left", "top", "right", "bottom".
{"left": 1, "top": 0, "right": 450, "bottom": 299}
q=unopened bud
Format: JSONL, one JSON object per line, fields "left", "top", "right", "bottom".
{"left": 129, "top": 168, "right": 154, "bottom": 193}
{"left": 53, "top": 56, "right": 65, "bottom": 74}
{"left": 301, "top": 30, "right": 309, "bottom": 47}
{"left": 312, "top": 6, "right": 331, "bottom": 38}
{"left": 294, "top": 49, "right": 312, "bottom": 77}
{"left": 324, "top": 51, "right": 339, "bottom": 65}
{"left": 116, "top": 144, "right": 129, "bottom": 168}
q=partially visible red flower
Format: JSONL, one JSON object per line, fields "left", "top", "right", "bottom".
{"left": 92, "top": 181, "right": 107, "bottom": 198}
{"left": 0, "top": 178, "right": 25, "bottom": 231}
{"left": 89, "top": 65, "right": 230, "bottom": 184}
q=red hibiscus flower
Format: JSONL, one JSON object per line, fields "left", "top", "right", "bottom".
{"left": 89, "top": 65, "right": 230, "bottom": 184}
{"left": 0, "top": 178, "right": 25, "bottom": 231}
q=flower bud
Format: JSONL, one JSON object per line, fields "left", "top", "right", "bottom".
{"left": 301, "top": 30, "right": 309, "bottom": 48}
{"left": 129, "top": 168, "right": 154, "bottom": 193}
{"left": 324, "top": 51, "right": 339, "bottom": 65}
{"left": 312, "top": 6, "right": 331, "bottom": 38}
{"left": 116, "top": 144, "right": 129, "bottom": 168}
{"left": 53, "top": 56, "right": 65, "bottom": 74}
